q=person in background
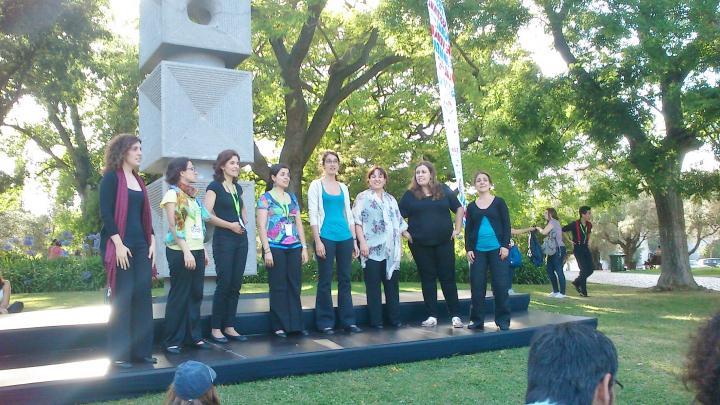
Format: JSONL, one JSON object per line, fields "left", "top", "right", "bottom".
{"left": 256, "top": 164, "right": 309, "bottom": 338}
{"left": 48, "top": 239, "right": 65, "bottom": 260}
{"left": 353, "top": 166, "right": 409, "bottom": 329}
{"left": 464, "top": 170, "right": 511, "bottom": 331}
{"left": 204, "top": 150, "right": 250, "bottom": 343}
{"left": 562, "top": 206, "right": 593, "bottom": 297}
{"left": 399, "top": 161, "right": 464, "bottom": 328}
{"left": 99, "top": 134, "right": 156, "bottom": 369}
{"left": 161, "top": 158, "right": 212, "bottom": 354}
{"left": 165, "top": 360, "right": 220, "bottom": 405}
{"left": 0, "top": 273, "right": 24, "bottom": 314}
{"left": 684, "top": 310, "right": 720, "bottom": 405}
{"left": 526, "top": 323, "right": 620, "bottom": 405}
{"left": 516, "top": 208, "right": 567, "bottom": 298}
{"left": 308, "top": 151, "right": 361, "bottom": 334}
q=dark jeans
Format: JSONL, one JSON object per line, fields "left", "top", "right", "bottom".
{"left": 315, "top": 237, "right": 356, "bottom": 330}
{"left": 573, "top": 245, "right": 594, "bottom": 295}
{"left": 546, "top": 246, "right": 566, "bottom": 294}
{"left": 163, "top": 248, "right": 205, "bottom": 347}
{"left": 409, "top": 239, "right": 460, "bottom": 319}
{"left": 363, "top": 259, "right": 400, "bottom": 327}
{"left": 469, "top": 249, "right": 511, "bottom": 328}
{"left": 268, "top": 247, "right": 304, "bottom": 333}
{"left": 211, "top": 232, "right": 248, "bottom": 330}
{"left": 108, "top": 243, "right": 153, "bottom": 362}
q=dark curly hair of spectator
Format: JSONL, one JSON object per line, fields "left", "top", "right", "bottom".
{"left": 684, "top": 311, "right": 720, "bottom": 405}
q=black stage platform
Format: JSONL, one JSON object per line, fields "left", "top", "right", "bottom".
{"left": 0, "top": 292, "right": 596, "bottom": 404}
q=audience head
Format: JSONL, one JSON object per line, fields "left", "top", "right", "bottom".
{"left": 266, "top": 163, "right": 290, "bottom": 192}
{"left": 103, "top": 134, "right": 142, "bottom": 174}
{"left": 165, "top": 361, "right": 220, "bottom": 405}
{"left": 526, "top": 323, "right": 619, "bottom": 405}
{"left": 165, "top": 157, "right": 195, "bottom": 186}
{"left": 410, "top": 161, "right": 442, "bottom": 200}
{"left": 684, "top": 311, "right": 720, "bottom": 405}
{"left": 213, "top": 150, "right": 240, "bottom": 183}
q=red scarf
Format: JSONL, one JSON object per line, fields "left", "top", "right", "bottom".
{"left": 103, "top": 170, "right": 156, "bottom": 297}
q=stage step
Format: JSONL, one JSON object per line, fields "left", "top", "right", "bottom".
{"left": 0, "top": 309, "right": 595, "bottom": 405}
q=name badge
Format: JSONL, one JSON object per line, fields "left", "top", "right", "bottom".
{"left": 190, "top": 224, "right": 203, "bottom": 240}
{"left": 284, "top": 223, "right": 294, "bottom": 236}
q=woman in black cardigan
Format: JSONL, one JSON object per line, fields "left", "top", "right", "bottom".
{"left": 464, "top": 170, "right": 511, "bottom": 331}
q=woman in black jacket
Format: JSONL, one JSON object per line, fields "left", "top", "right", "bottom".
{"left": 464, "top": 170, "right": 511, "bottom": 331}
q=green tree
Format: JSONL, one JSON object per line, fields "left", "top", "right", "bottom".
{"left": 536, "top": 0, "right": 720, "bottom": 289}
{"left": 593, "top": 196, "right": 658, "bottom": 269}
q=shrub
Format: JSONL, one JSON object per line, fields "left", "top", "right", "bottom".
{"left": 0, "top": 253, "right": 106, "bottom": 293}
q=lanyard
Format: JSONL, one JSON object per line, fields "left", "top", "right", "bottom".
{"left": 270, "top": 190, "right": 291, "bottom": 219}
{"left": 579, "top": 223, "right": 588, "bottom": 242}
{"left": 228, "top": 185, "right": 245, "bottom": 228}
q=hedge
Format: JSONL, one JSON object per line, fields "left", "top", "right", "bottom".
{"left": 0, "top": 252, "right": 548, "bottom": 294}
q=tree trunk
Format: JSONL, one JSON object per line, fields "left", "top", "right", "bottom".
{"left": 653, "top": 187, "right": 699, "bottom": 289}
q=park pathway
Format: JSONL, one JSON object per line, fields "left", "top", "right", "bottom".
{"left": 564, "top": 270, "right": 720, "bottom": 291}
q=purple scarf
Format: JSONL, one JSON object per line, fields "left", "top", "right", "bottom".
{"left": 103, "top": 170, "right": 155, "bottom": 297}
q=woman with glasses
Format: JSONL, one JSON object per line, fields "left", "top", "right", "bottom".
{"left": 308, "top": 151, "right": 361, "bottom": 334}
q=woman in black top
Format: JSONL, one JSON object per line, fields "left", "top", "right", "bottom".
{"left": 399, "top": 161, "right": 464, "bottom": 328}
{"left": 204, "top": 150, "right": 249, "bottom": 343}
{"left": 464, "top": 170, "right": 511, "bottom": 331}
{"left": 99, "top": 134, "right": 156, "bottom": 368}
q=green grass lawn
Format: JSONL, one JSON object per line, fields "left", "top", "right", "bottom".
{"left": 72, "top": 283, "right": 718, "bottom": 405}
{"left": 626, "top": 266, "right": 720, "bottom": 277}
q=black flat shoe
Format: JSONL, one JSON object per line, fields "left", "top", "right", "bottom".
{"left": 274, "top": 330, "right": 288, "bottom": 338}
{"left": 497, "top": 325, "right": 510, "bottom": 331}
{"left": 208, "top": 335, "right": 228, "bottom": 344}
{"left": 467, "top": 322, "right": 484, "bottom": 330}
{"left": 136, "top": 357, "right": 158, "bottom": 364}
{"left": 165, "top": 346, "right": 181, "bottom": 355}
{"left": 345, "top": 325, "right": 362, "bottom": 333}
{"left": 390, "top": 322, "right": 403, "bottom": 328}
{"left": 193, "top": 340, "right": 212, "bottom": 350}
{"left": 112, "top": 360, "right": 132, "bottom": 369}
{"left": 225, "top": 333, "right": 248, "bottom": 342}
{"left": 321, "top": 327, "right": 334, "bottom": 335}
{"left": 299, "top": 330, "right": 310, "bottom": 336}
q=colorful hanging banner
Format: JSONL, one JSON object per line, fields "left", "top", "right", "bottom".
{"left": 427, "top": 0, "right": 466, "bottom": 207}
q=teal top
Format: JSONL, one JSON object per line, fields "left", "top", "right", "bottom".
{"left": 475, "top": 217, "right": 501, "bottom": 251}
{"left": 320, "top": 186, "right": 352, "bottom": 242}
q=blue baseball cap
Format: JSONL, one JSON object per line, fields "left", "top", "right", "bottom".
{"left": 173, "top": 360, "right": 217, "bottom": 400}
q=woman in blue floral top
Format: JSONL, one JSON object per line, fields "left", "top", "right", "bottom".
{"left": 257, "top": 164, "right": 309, "bottom": 338}
{"left": 352, "top": 166, "right": 410, "bottom": 328}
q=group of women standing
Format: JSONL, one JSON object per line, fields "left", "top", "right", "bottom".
{"left": 99, "top": 134, "right": 516, "bottom": 368}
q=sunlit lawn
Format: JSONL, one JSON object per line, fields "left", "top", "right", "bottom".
{"left": 62, "top": 283, "right": 717, "bottom": 405}
{"left": 626, "top": 266, "right": 720, "bottom": 277}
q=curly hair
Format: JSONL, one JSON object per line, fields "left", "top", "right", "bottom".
{"left": 684, "top": 311, "right": 720, "bottom": 405}
{"left": 103, "top": 134, "right": 141, "bottom": 174}
{"left": 409, "top": 161, "right": 444, "bottom": 200}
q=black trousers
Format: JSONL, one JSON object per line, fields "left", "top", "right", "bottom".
{"left": 163, "top": 248, "right": 205, "bottom": 347}
{"left": 315, "top": 237, "right": 356, "bottom": 330}
{"left": 469, "top": 249, "right": 511, "bottom": 328}
{"left": 573, "top": 244, "right": 594, "bottom": 295}
{"left": 363, "top": 259, "right": 400, "bottom": 326}
{"left": 108, "top": 243, "right": 153, "bottom": 362}
{"left": 268, "top": 247, "right": 304, "bottom": 333}
{"left": 211, "top": 232, "right": 248, "bottom": 330}
{"left": 409, "top": 239, "right": 460, "bottom": 319}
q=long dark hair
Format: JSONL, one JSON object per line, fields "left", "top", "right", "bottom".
{"left": 165, "top": 157, "right": 190, "bottom": 186}
{"left": 103, "top": 134, "right": 141, "bottom": 174}
{"left": 546, "top": 207, "right": 559, "bottom": 221}
{"left": 266, "top": 163, "right": 289, "bottom": 192}
{"left": 212, "top": 149, "right": 240, "bottom": 183}
{"left": 409, "top": 161, "right": 443, "bottom": 200}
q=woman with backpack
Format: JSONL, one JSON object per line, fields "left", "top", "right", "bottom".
{"left": 517, "top": 208, "right": 566, "bottom": 298}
